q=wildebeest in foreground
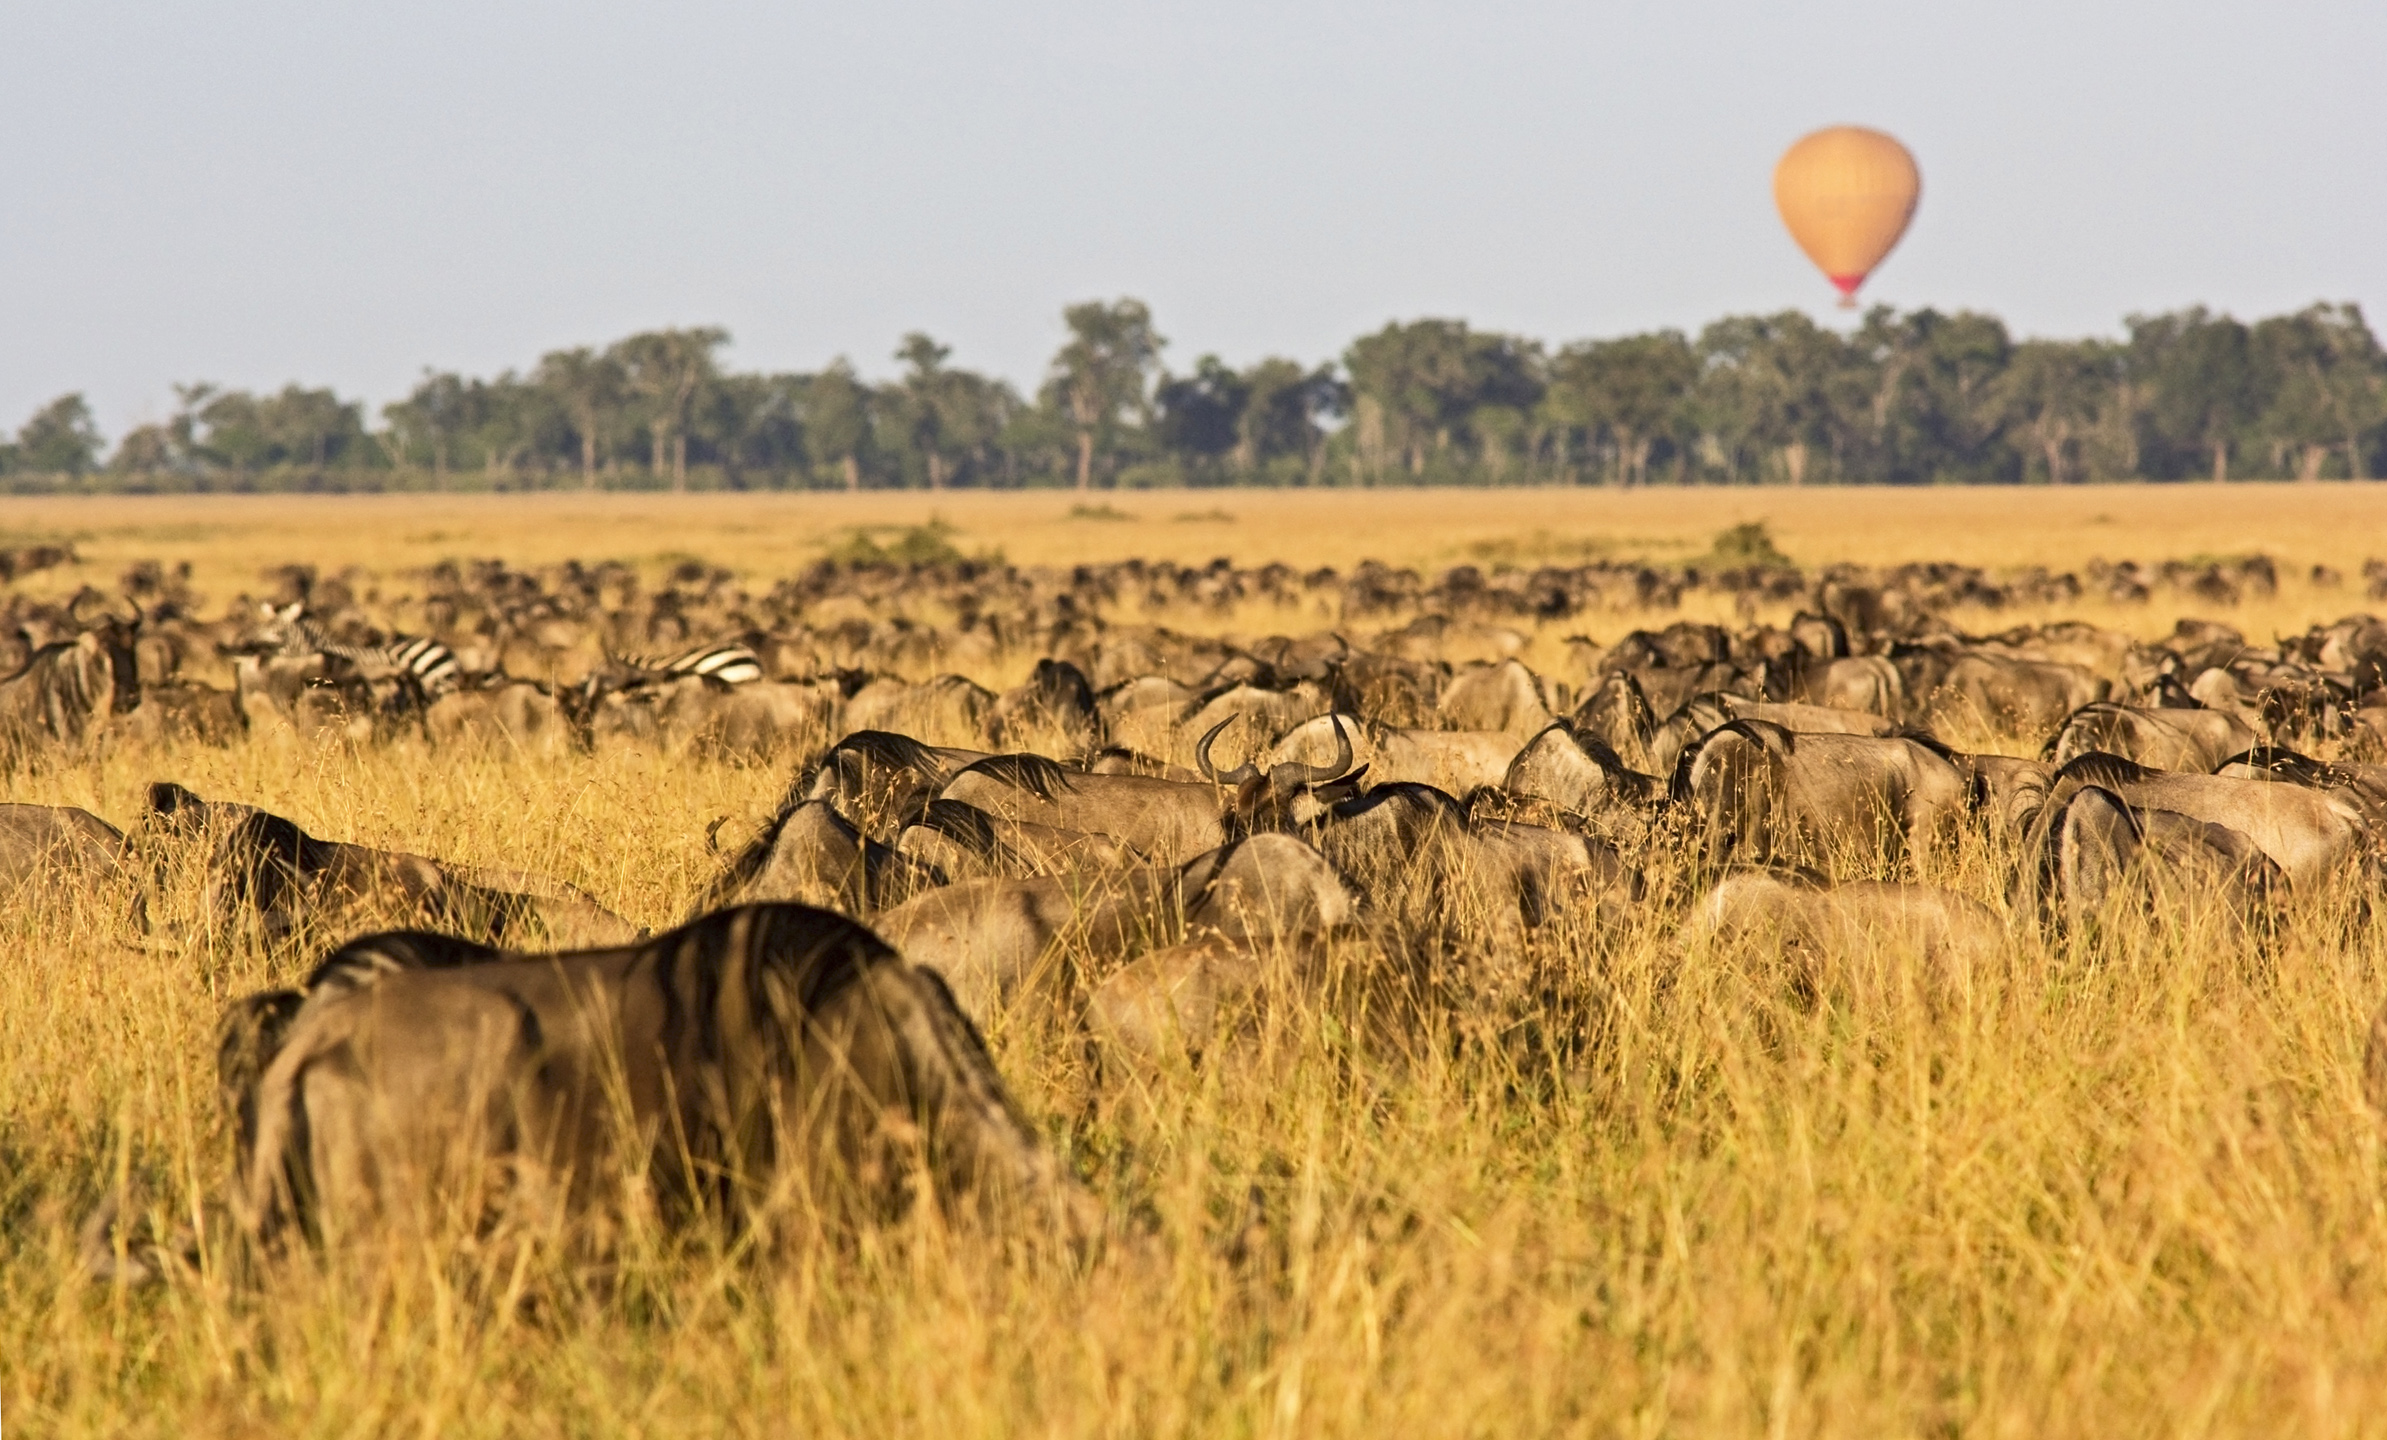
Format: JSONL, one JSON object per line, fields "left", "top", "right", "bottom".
{"left": 222, "top": 904, "right": 1094, "bottom": 1250}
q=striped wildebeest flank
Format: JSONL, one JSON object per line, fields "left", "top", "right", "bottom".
{"left": 218, "top": 904, "right": 1095, "bottom": 1252}
{"left": 0, "top": 608, "right": 139, "bottom": 772}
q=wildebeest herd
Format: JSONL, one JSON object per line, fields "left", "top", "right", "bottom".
{"left": 12, "top": 547, "right": 2387, "bottom": 1278}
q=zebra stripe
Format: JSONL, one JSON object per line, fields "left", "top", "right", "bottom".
{"left": 618, "top": 641, "right": 764, "bottom": 686}
{"left": 277, "top": 612, "right": 463, "bottom": 696}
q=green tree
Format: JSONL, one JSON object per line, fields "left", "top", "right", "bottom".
{"left": 535, "top": 347, "right": 627, "bottom": 486}
{"left": 1852, "top": 308, "right": 2014, "bottom": 484}
{"left": 803, "top": 360, "right": 875, "bottom": 491}
{"left": 1344, "top": 320, "right": 1540, "bottom": 480}
{"left": 1994, "top": 340, "right": 2114, "bottom": 483}
{"left": 610, "top": 327, "right": 728, "bottom": 490}
{"left": 16, "top": 394, "right": 103, "bottom": 476}
{"left": 1045, "top": 299, "right": 1164, "bottom": 490}
{"left": 1238, "top": 359, "right": 1343, "bottom": 481}
{"left": 885, "top": 333, "right": 1015, "bottom": 490}
{"left": 2129, "top": 308, "right": 2259, "bottom": 482}
{"left": 383, "top": 371, "right": 473, "bottom": 483}
{"left": 1543, "top": 332, "right": 1697, "bottom": 486}
{"left": 1153, "top": 355, "right": 1249, "bottom": 477}
{"left": 1693, "top": 312, "right": 1848, "bottom": 485}
{"left": 2251, "top": 303, "right": 2387, "bottom": 480}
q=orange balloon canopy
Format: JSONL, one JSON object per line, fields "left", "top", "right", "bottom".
{"left": 1773, "top": 126, "right": 1920, "bottom": 305}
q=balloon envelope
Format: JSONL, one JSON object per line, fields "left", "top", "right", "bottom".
{"left": 1773, "top": 126, "right": 1920, "bottom": 303}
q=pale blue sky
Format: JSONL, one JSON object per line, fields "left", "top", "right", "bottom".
{"left": 4, "top": 0, "right": 2381, "bottom": 436}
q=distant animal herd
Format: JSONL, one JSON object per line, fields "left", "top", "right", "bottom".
{"left": 10, "top": 544, "right": 2387, "bottom": 1277}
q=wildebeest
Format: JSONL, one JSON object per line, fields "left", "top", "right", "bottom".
{"left": 1672, "top": 720, "right": 1968, "bottom": 877}
{"left": 0, "top": 803, "right": 138, "bottom": 910}
{"left": 2039, "top": 752, "right": 2368, "bottom": 893}
{"left": 1499, "top": 723, "right": 1664, "bottom": 834}
{"left": 695, "top": 797, "right": 939, "bottom": 915}
{"left": 897, "top": 798, "right": 1143, "bottom": 881}
{"left": 2017, "top": 783, "right": 2287, "bottom": 942}
{"left": 1683, "top": 869, "right": 2002, "bottom": 1010}
{"left": 223, "top": 904, "right": 1093, "bottom": 1249}
{"left": 875, "top": 831, "right": 1360, "bottom": 1019}
{"left": 802, "top": 729, "right": 989, "bottom": 840}
{"left": 1923, "top": 653, "right": 2106, "bottom": 739}
{"left": 986, "top": 658, "right": 1100, "bottom": 751}
{"left": 1263, "top": 711, "right": 1521, "bottom": 796}
{"left": 939, "top": 752, "right": 1231, "bottom": 865}
{"left": 0, "top": 623, "right": 138, "bottom": 771}
{"left": 2044, "top": 702, "right": 2259, "bottom": 772}
{"left": 424, "top": 679, "right": 576, "bottom": 757}
{"left": 144, "top": 783, "right": 638, "bottom": 948}
{"left": 1437, "top": 658, "right": 1553, "bottom": 734}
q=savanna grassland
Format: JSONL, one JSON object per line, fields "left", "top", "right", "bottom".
{"left": 8, "top": 483, "right": 2387, "bottom": 1438}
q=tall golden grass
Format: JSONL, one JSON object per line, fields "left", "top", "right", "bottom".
{"left": 6, "top": 486, "right": 2387, "bottom": 1437}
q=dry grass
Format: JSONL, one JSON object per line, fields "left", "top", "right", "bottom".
{"left": 8, "top": 486, "right": 2387, "bottom": 1437}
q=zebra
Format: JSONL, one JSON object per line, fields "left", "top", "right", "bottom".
{"left": 605, "top": 640, "right": 765, "bottom": 686}
{"left": 246, "top": 602, "right": 463, "bottom": 697}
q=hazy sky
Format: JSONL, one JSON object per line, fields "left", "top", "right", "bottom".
{"left": 5, "top": 0, "right": 2382, "bottom": 437}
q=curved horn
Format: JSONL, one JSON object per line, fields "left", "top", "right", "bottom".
{"left": 1194, "top": 715, "right": 1260, "bottom": 786}
{"left": 1281, "top": 711, "right": 1357, "bottom": 786}
{"left": 1194, "top": 716, "right": 1230, "bottom": 782}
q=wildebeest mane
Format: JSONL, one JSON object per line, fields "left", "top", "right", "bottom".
{"left": 951, "top": 752, "right": 1077, "bottom": 802}
{"left": 2217, "top": 745, "right": 2342, "bottom": 787}
{"left": 913, "top": 798, "right": 1005, "bottom": 858}
{"left": 2054, "top": 750, "right": 2151, "bottom": 789}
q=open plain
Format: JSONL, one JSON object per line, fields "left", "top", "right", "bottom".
{"left": 8, "top": 483, "right": 2387, "bottom": 1438}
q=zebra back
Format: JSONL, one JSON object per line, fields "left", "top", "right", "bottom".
{"left": 271, "top": 608, "right": 462, "bottom": 696}
{"left": 611, "top": 641, "right": 764, "bottom": 686}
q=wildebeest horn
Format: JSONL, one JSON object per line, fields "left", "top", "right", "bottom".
{"left": 1194, "top": 716, "right": 1260, "bottom": 786}
{"left": 68, "top": 587, "right": 135, "bottom": 628}
{"left": 1279, "top": 711, "right": 1356, "bottom": 786}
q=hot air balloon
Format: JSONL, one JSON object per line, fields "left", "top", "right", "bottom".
{"left": 1773, "top": 126, "right": 1920, "bottom": 307}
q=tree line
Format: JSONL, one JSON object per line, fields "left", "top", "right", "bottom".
{"left": 6, "top": 299, "right": 2384, "bottom": 493}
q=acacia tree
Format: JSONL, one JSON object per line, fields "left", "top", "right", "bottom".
{"left": 2252, "top": 303, "right": 2387, "bottom": 480}
{"left": 1995, "top": 340, "right": 2111, "bottom": 483}
{"left": 2130, "top": 308, "right": 2258, "bottom": 482}
{"left": 384, "top": 371, "right": 472, "bottom": 484}
{"left": 1694, "top": 313, "right": 1847, "bottom": 485}
{"left": 15, "top": 394, "right": 103, "bottom": 476}
{"left": 1045, "top": 299, "right": 1163, "bottom": 489}
{"left": 610, "top": 327, "right": 728, "bottom": 490}
{"left": 1544, "top": 332, "right": 1697, "bottom": 486}
{"left": 536, "top": 347, "right": 626, "bottom": 487}
{"left": 804, "top": 360, "right": 874, "bottom": 491}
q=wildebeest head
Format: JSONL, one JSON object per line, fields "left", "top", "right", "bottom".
{"left": 67, "top": 589, "right": 142, "bottom": 713}
{"left": 1198, "top": 710, "right": 1364, "bottom": 834}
